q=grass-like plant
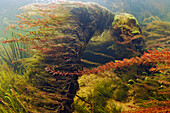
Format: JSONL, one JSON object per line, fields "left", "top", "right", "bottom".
{"left": 142, "top": 20, "right": 170, "bottom": 51}
{"left": 0, "top": 64, "right": 28, "bottom": 113}
{"left": 0, "top": 29, "right": 31, "bottom": 74}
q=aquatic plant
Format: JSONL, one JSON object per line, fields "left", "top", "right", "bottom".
{"left": 2, "top": 1, "right": 117, "bottom": 112}
{"left": 82, "top": 13, "right": 146, "bottom": 66}
{"left": 80, "top": 49, "right": 170, "bottom": 75}
{"left": 46, "top": 47, "right": 170, "bottom": 112}
{"left": 2, "top": 2, "right": 82, "bottom": 112}
{"left": 0, "top": 64, "right": 64, "bottom": 113}
{"left": 143, "top": 20, "right": 170, "bottom": 51}
{"left": 0, "top": 64, "right": 28, "bottom": 113}
{"left": 73, "top": 49, "right": 169, "bottom": 112}
{"left": 0, "top": 29, "right": 30, "bottom": 74}
{"left": 74, "top": 78, "right": 122, "bottom": 113}
{"left": 132, "top": 75, "right": 170, "bottom": 102}
{"left": 91, "top": 80, "right": 116, "bottom": 113}
{"left": 113, "top": 84, "right": 129, "bottom": 102}
{"left": 124, "top": 100, "right": 170, "bottom": 113}
{"left": 2, "top": 1, "right": 167, "bottom": 112}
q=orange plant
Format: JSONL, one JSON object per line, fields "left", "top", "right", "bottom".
{"left": 80, "top": 49, "right": 170, "bottom": 75}
{"left": 124, "top": 100, "right": 170, "bottom": 113}
{"left": 45, "top": 49, "right": 170, "bottom": 76}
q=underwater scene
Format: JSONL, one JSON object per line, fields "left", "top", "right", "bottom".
{"left": 0, "top": 0, "right": 169, "bottom": 113}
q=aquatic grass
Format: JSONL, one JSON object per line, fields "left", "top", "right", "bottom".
{"left": 0, "top": 64, "right": 28, "bottom": 113}
{"left": 91, "top": 81, "right": 114, "bottom": 113}
{"left": 74, "top": 73, "right": 124, "bottom": 113}
{"left": 90, "top": 80, "right": 127, "bottom": 113}
{"left": 142, "top": 20, "right": 170, "bottom": 51}
{"left": 0, "top": 29, "right": 31, "bottom": 74}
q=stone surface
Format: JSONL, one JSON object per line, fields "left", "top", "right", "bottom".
{"left": 82, "top": 13, "right": 146, "bottom": 67}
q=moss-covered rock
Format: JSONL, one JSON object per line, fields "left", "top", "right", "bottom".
{"left": 83, "top": 13, "right": 146, "bottom": 67}
{"left": 4, "top": 1, "right": 146, "bottom": 112}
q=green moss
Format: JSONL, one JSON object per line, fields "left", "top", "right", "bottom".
{"left": 74, "top": 73, "right": 124, "bottom": 113}
{"left": 113, "top": 85, "right": 129, "bottom": 102}
{"left": 106, "top": 102, "right": 122, "bottom": 113}
{"left": 112, "top": 13, "right": 140, "bottom": 28}
{"left": 72, "top": 103, "right": 89, "bottom": 113}
{"left": 90, "top": 80, "right": 115, "bottom": 113}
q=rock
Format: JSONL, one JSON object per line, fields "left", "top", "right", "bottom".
{"left": 82, "top": 13, "right": 146, "bottom": 67}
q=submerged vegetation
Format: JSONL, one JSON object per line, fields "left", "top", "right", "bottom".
{"left": 0, "top": 1, "right": 169, "bottom": 113}
{"left": 0, "top": 64, "right": 28, "bottom": 113}
{"left": 73, "top": 50, "right": 170, "bottom": 112}
{"left": 143, "top": 20, "right": 170, "bottom": 51}
{"left": 0, "top": 29, "right": 30, "bottom": 74}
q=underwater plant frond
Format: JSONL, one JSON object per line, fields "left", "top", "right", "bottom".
{"left": 143, "top": 20, "right": 170, "bottom": 51}
{"left": 0, "top": 30, "right": 30, "bottom": 74}
{"left": 81, "top": 49, "right": 170, "bottom": 75}
{"left": 45, "top": 49, "right": 169, "bottom": 77}
{"left": 123, "top": 100, "right": 170, "bottom": 113}
{"left": 1, "top": 2, "right": 116, "bottom": 112}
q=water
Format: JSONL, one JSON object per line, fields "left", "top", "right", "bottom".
{"left": 0, "top": 0, "right": 169, "bottom": 113}
{"left": 1, "top": 0, "right": 169, "bottom": 35}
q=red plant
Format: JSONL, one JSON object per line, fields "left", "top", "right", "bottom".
{"left": 44, "top": 49, "right": 170, "bottom": 77}
{"left": 81, "top": 49, "right": 170, "bottom": 75}
{"left": 124, "top": 100, "right": 170, "bottom": 113}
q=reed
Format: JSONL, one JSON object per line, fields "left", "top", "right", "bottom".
{"left": 0, "top": 29, "right": 31, "bottom": 74}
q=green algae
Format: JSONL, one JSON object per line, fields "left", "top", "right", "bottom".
{"left": 112, "top": 13, "right": 141, "bottom": 35}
